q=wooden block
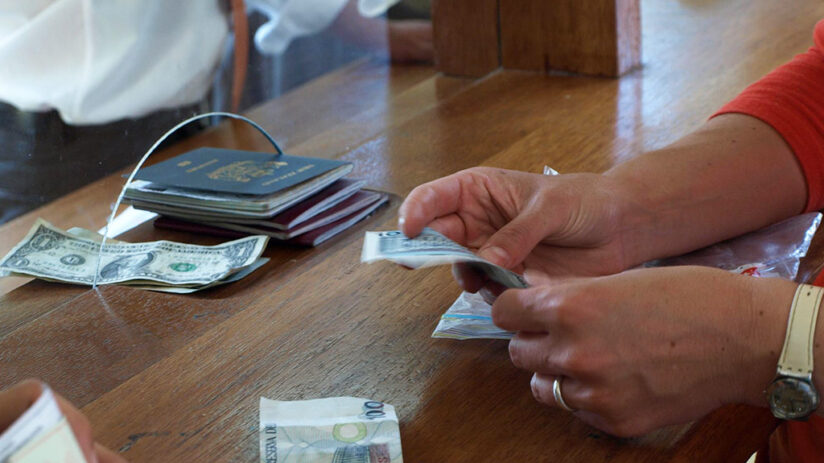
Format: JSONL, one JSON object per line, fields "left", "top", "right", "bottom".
{"left": 432, "top": 0, "right": 500, "bottom": 77}
{"left": 501, "top": 0, "right": 641, "bottom": 77}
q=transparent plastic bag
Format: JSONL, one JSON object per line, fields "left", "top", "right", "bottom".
{"left": 646, "top": 212, "right": 822, "bottom": 281}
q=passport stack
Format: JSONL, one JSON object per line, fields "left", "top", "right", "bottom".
{"left": 124, "top": 147, "right": 388, "bottom": 246}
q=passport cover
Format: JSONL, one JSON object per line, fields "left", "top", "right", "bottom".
{"left": 153, "top": 192, "right": 388, "bottom": 247}
{"left": 263, "top": 178, "right": 364, "bottom": 229}
{"left": 288, "top": 193, "right": 389, "bottom": 246}
{"left": 134, "top": 147, "right": 352, "bottom": 196}
{"left": 212, "top": 190, "right": 385, "bottom": 239}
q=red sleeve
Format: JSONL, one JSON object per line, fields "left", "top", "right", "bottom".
{"left": 714, "top": 20, "right": 824, "bottom": 212}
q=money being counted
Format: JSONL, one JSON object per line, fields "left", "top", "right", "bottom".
{"left": 432, "top": 291, "right": 514, "bottom": 340}
{"left": 361, "top": 228, "right": 528, "bottom": 289}
{"left": 0, "top": 218, "right": 268, "bottom": 291}
{"left": 260, "top": 397, "right": 402, "bottom": 463}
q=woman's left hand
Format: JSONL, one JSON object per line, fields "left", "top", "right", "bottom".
{"left": 494, "top": 266, "right": 795, "bottom": 436}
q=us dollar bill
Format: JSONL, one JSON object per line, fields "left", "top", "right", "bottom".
{"left": 260, "top": 397, "right": 402, "bottom": 463}
{"left": 123, "top": 257, "right": 270, "bottom": 293}
{"left": 361, "top": 228, "right": 528, "bottom": 289}
{"left": 0, "top": 219, "right": 268, "bottom": 287}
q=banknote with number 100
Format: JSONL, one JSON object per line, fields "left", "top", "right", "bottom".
{"left": 260, "top": 397, "right": 402, "bottom": 463}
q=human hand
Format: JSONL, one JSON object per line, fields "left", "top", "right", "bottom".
{"left": 493, "top": 266, "right": 795, "bottom": 436}
{"left": 0, "top": 379, "right": 126, "bottom": 463}
{"left": 399, "top": 167, "right": 650, "bottom": 293}
{"left": 388, "top": 20, "right": 433, "bottom": 63}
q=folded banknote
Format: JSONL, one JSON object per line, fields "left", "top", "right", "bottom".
{"left": 260, "top": 397, "right": 403, "bottom": 463}
{"left": 0, "top": 385, "right": 86, "bottom": 463}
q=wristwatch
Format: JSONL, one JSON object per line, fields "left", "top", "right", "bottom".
{"left": 765, "top": 284, "right": 823, "bottom": 420}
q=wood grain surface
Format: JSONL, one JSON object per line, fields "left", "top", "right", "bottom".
{"left": 501, "top": 0, "right": 642, "bottom": 76}
{"left": 2, "top": 1, "right": 824, "bottom": 461}
{"left": 432, "top": 0, "right": 500, "bottom": 77}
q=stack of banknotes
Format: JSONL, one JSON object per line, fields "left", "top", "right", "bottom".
{"left": 361, "top": 228, "right": 527, "bottom": 289}
{"left": 260, "top": 397, "right": 403, "bottom": 463}
{"left": 431, "top": 291, "right": 514, "bottom": 340}
{"left": 361, "top": 228, "right": 525, "bottom": 340}
{"left": 0, "top": 219, "right": 269, "bottom": 293}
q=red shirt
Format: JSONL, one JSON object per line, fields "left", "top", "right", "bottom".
{"left": 716, "top": 19, "right": 824, "bottom": 463}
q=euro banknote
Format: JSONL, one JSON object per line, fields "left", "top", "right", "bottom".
{"left": 260, "top": 397, "right": 402, "bottom": 463}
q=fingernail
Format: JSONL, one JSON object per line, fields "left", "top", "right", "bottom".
{"left": 480, "top": 246, "right": 509, "bottom": 267}
{"left": 398, "top": 216, "right": 405, "bottom": 228}
{"left": 530, "top": 374, "right": 541, "bottom": 401}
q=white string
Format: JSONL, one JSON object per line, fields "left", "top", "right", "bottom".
{"left": 92, "top": 112, "right": 283, "bottom": 288}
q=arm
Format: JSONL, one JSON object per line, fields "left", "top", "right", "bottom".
{"left": 606, "top": 28, "right": 824, "bottom": 263}
{"left": 399, "top": 20, "right": 824, "bottom": 438}
{"left": 401, "top": 25, "right": 824, "bottom": 277}
{"left": 399, "top": 115, "right": 806, "bottom": 282}
{"left": 493, "top": 265, "right": 824, "bottom": 437}
{"left": 604, "top": 113, "right": 806, "bottom": 266}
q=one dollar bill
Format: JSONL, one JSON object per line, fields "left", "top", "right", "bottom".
{"left": 0, "top": 218, "right": 268, "bottom": 288}
{"left": 361, "top": 228, "right": 527, "bottom": 289}
{"left": 260, "top": 397, "right": 402, "bottom": 463}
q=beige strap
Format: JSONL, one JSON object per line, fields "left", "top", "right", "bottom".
{"left": 777, "top": 284, "right": 823, "bottom": 377}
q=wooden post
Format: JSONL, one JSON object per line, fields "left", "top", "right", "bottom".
{"left": 432, "top": 0, "right": 501, "bottom": 77}
{"left": 500, "top": 0, "right": 641, "bottom": 77}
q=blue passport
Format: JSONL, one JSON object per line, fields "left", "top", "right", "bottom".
{"left": 134, "top": 147, "right": 352, "bottom": 196}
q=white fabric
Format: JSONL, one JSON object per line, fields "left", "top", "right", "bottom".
{"left": 250, "top": 0, "right": 400, "bottom": 54}
{"left": 358, "top": 0, "right": 401, "bottom": 17}
{"left": 0, "top": 0, "right": 229, "bottom": 124}
{"left": 0, "top": 0, "right": 401, "bottom": 124}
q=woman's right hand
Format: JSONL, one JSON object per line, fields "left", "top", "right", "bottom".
{"left": 399, "top": 167, "right": 653, "bottom": 291}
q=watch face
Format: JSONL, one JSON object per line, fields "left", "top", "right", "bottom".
{"left": 766, "top": 377, "right": 820, "bottom": 420}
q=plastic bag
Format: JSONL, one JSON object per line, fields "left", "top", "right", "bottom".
{"left": 647, "top": 212, "right": 822, "bottom": 281}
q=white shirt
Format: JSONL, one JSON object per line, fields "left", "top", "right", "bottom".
{"left": 0, "top": 0, "right": 400, "bottom": 124}
{"left": 0, "top": 0, "right": 228, "bottom": 124}
{"left": 250, "top": 0, "right": 400, "bottom": 54}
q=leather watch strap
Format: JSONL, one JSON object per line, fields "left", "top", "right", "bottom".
{"left": 777, "top": 284, "right": 823, "bottom": 377}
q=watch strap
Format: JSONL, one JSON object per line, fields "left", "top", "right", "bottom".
{"left": 777, "top": 284, "right": 823, "bottom": 377}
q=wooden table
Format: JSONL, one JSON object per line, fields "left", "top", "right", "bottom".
{"left": 3, "top": 1, "right": 824, "bottom": 461}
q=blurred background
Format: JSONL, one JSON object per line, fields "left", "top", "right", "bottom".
{"left": 0, "top": 0, "right": 432, "bottom": 225}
